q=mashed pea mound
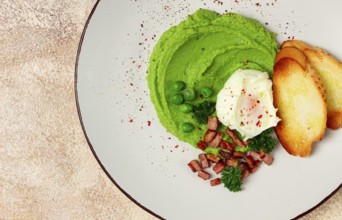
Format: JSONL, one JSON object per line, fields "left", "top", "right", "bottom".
{"left": 147, "top": 9, "right": 278, "bottom": 148}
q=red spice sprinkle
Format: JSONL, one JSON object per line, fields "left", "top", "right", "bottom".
{"left": 256, "top": 3, "right": 261, "bottom": 6}
{"left": 256, "top": 120, "right": 261, "bottom": 127}
{"left": 175, "top": 145, "right": 179, "bottom": 148}
{"left": 258, "top": 115, "right": 263, "bottom": 119}
{"left": 257, "top": 100, "right": 260, "bottom": 104}
{"left": 129, "top": 119, "right": 133, "bottom": 123}
{"left": 129, "top": 83, "right": 133, "bottom": 86}
{"left": 147, "top": 121, "right": 151, "bottom": 126}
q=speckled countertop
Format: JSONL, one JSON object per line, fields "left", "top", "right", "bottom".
{"left": 0, "top": 1, "right": 341, "bottom": 219}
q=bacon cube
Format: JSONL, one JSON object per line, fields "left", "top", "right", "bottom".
{"left": 213, "top": 161, "right": 225, "bottom": 174}
{"left": 210, "top": 178, "right": 221, "bottom": 186}
{"left": 245, "top": 156, "right": 255, "bottom": 169}
{"left": 232, "top": 151, "right": 245, "bottom": 159}
{"left": 207, "top": 116, "right": 219, "bottom": 131}
{"left": 226, "top": 159, "right": 239, "bottom": 167}
{"left": 188, "top": 160, "right": 201, "bottom": 172}
{"left": 209, "top": 132, "right": 223, "bottom": 148}
{"left": 204, "top": 130, "right": 217, "bottom": 143}
{"left": 198, "top": 170, "right": 210, "bottom": 180}
{"left": 263, "top": 154, "right": 274, "bottom": 165}
{"left": 197, "top": 141, "right": 208, "bottom": 151}
{"left": 206, "top": 153, "right": 221, "bottom": 163}
{"left": 220, "top": 140, "right": 235, "bottom": 151}
{"left": 198, "top": 154, "right": 210, "bottom": 169}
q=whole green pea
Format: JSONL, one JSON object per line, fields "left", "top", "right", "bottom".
{"left": 180, "top": 103, "right": 193, "bottom": 113}
{"left": 170, "top": 94, "right": 184, "bottom": 105}
{"left": 200, "top": 86, "right": 213, "bottom": 98}
{"left": 172, "top": 81, "right": 186, "bottom": 92}
{"left": 181, "top": 122, "right": 194, "bottom": 133}
{"left": 183, "top": 89, "right": 196, "bottom": 101}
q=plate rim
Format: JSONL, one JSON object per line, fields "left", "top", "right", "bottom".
{"left": 74, "top": 0, "right": 342, "bottom": 219}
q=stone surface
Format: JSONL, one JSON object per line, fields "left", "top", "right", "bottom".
{"left": 0, "top": 0, "right": 340, "bottom": 219}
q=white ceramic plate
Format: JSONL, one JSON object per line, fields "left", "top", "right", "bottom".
{"left": 76, "top": 0, "right": 342, "bottom": 219}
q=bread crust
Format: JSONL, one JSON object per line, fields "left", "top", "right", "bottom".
{"left": 281, "top": 40, "right": 342, "bottom": 129}
{"left": 275, "top": 46, "right": 307, "bottom": 68}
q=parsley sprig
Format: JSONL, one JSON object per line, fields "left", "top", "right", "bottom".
{"left": 247, "top": 128, "right": 277, "bottom": 153}
{"left": 193, "top": 101, "right": 216, "bottom": 124}
{"left": 221, "top": 166, "right": 242, "bottom": 192}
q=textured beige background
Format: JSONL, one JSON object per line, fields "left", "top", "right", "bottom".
{"left": 0, "top": 0, "right": 341, "bottom": 219}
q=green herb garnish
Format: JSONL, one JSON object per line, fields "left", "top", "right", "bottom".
{"left": 193, "top": 101, "right": 216, "bottom": 124}
{"left": 221, "top": 166, "right": 242, "bottom": 192}
{"left": 247, "top": 128, "right": 277, "bottom": 153}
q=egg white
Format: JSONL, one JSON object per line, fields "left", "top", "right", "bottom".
{"left": 216, "top": 69, "right": 280, "bottom": 140}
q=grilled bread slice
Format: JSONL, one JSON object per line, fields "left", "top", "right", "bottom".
{"left": 273, "top": 48, "right": 327, "bottom": 157}
{"left": 281, "top": 40, "right": 342, "bottom": 129}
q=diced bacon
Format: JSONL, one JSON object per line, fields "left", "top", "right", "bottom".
{"left": 213, "top": 161, "right": 225, "bottom": 174}
{"left": 209, "top": 132, "right": 223, "bottom": 148}
{"left": 245, "top": 156, "right": 255, "bottom": 169}
{"left": 232, "top": 151, "right": 245, "bottom": 159}
{"left": 207, "top": 116, "right": 219, "bottom": 131}
{"left": 241, "top": 169, "right": 250, "bottom": 180}
{"left": 226, "top": 159, "right": 239, "bottom": 167}
{"left": 204, "top": 130, "right": 217, "bottom": 143}
{"left": 250, "top": 160, "right": 261, "bottom": 173}
{"left": 210, "top": 178, "right": 222, "bottom": 186}
{"left": 206, "top": 153, "right": 221, "bottom": 163}
{"left": 249, "top": 151, "right": 263, "bottom": 161}
{"left": 188, "top": 160, "right": 202, "bottom": 172}
{"left": 219, "top": 150, "right": 231, "bottom": 159}
{"left": 259, "top": 149, "right": 266, "bottom": 158}
{"left": 263, "top": 154, "right": 274, "bottom": 165}
{"left": 198, "top": 154, "right": 210, "bottom": 168}
{"left": 197, "top": 141, "right": 208, "bottom": 151}
{"left": 225, "top": 127, "right": 246, "bottom": 147}
{"left": 220, "top": 140, "right": 235, "bottom": 151}
{"left": 239, "top": 162, "right": 248, "bottom": 171}
{"left": 198, "top": 170, "right": 210, "bottom": 180}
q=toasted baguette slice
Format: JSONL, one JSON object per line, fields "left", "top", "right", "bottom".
{"left": 274, "top": 45, "right": 327, "bottom": 102}
{"left": 273, "top": 58, "right": 327, "bottom": 157}
{"left": 281, "top": 40, "right": 342, "bottom": 129}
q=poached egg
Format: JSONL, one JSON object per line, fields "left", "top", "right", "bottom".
{"left": 216, "top": 69, "right": 280, "bottom": 140}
